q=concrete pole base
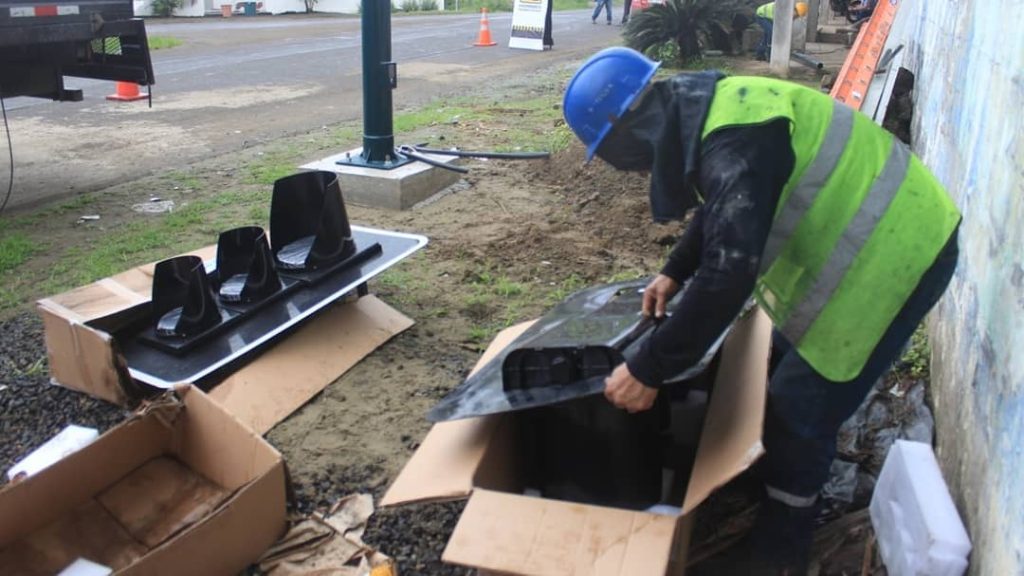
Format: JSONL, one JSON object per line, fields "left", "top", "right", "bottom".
{"left": 302, "top": 148, "right": 463, "bottom": 210}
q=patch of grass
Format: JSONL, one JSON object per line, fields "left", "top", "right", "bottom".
{"left": 248, "top": 204, "right": 270, "bottom": 223}
{"left": 331, "top": 126, "right": 360, "bottom": 146}
{"left": 0, "top": 232, "right": 36, "bottom": 274}
{"left": 493, "top": 276, "right": 524, "bottom": 297}
{"left": 467, "top": 325, "right": 495, "bottom": 346}
{"left": 447, "top": 0, "right": 512, "bottom": 13}
{"left": 15, "top": 356, "right": 47, "bottom": 377}
{"left": 394, "top": 104, "right": 476, "bottom": 133}
{"left": 40, "top": 191, "right": 271, "bottom": 293}
{"left": 898, "top": 324, "right": 931, "bottom": 380}
{"left": 605, "top": 270, "right": 646, "bottom": 283}
{"left": 148, "top": 35, "right": 183, "bottom": 51}
{"left": 547, "top": 273, "right": 585, "bottom": 303}
{"left": 684, "top": 57, "right": 734, "bottom": 74}
{"left": 246, "top": 155, "right": 298, "bottom": 186}
{"left": 53, "top": 194, "right": 96, "bottom": 214}
{"left": 168, "top": 171, "right": 202, "bottom": 190}
{"left": 547, "top": 124, "right": 575, "bottom": 153}
{"left": 0, "top": 285, "right": 21, "bottom": 311}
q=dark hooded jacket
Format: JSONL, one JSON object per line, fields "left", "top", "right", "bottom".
{"left": 612, "top": 73, "right": 795, "bottom": 387}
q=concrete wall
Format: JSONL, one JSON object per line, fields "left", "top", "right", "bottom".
{"left": 900, "top": 1, "right": 1023, "bottom": 574}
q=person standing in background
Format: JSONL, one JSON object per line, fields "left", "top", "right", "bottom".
{"left": 754, "top": 1, "right": 808, "bottom": 61}
{"left": 544, "top": 0, "right": 554, "bottom": 49}
{"left": 621, "top": 0, "right": 631, "bottom": 25}
{"left": 592, "top": 0, "right": 612, "bottom": 25}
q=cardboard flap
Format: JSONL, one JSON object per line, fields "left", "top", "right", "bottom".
{"left": 681, "top": 308, "right": 772, "bottom": 514}
{"left": 381, "top": 417, "right": 501, "bottom": 506}
{"left": 39, "top": 304, "right": 131, "bottom": 406}
{"left": 208, "top": 296, "right": 413, "bottom": 434}
{"left": 176, "top": 385, "right": 282, "bottom": 489}
{"left": 444, "top": 489, "right": 679, "bottom": 576}
{"left": 381, "top": 320, "right": 535, "bottom": 507}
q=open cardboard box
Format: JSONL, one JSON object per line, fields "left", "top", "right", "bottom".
{"left": 0, "top": 386, "right": 287, "bottom": 575}
{"left": 382, "top": 308, "right": 772, "bottom": 575}
{"left": 36, "top": 245, "right": 414, "bottom": 434}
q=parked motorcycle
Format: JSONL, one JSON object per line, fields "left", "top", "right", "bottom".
{"left": 831, "top": 0, "right": 876, "bottom": 23}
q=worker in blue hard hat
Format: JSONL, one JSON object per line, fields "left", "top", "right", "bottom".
{"left": 754, "top": 1, "right": 809, "bottom": 61}
{"left": 562, "top": 46, "right": 960, "bottom": 574}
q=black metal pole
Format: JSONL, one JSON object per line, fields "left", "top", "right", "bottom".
{"left": 361, "top": 0, "right": 395, "bottom": 164}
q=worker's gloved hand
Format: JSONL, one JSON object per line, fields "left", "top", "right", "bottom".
{"left": 642, "top": 274, "right": 680, "bottom": 318}
{"left": 604, "top": 363, "right": 658, "bottom": 413}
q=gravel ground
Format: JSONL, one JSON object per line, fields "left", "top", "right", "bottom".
{"left": 0, "top": 311, "right": 464, "bottom": 575}
{"left": 0, "top": 312, "right": 128, "bottom": 479}
{"left": 289, "top": 462, "right": 469, "bottom": 576}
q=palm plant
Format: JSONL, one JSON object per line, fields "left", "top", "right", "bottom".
{"left": 623, "top": 0, "right": 747, "bottom": 64}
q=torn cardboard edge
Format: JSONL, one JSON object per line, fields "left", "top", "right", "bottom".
{"left": 0, "top": 386, "right": 287, "bottom": 576}
{"left": 38, "top": 242, "right": 414, "bottom": 433}
{"left": 382, "top": 309, "right": 772, "bottom": 576}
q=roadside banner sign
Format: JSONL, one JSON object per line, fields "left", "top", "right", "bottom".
{"left": 509, "top": 0, "right": 548, "bottom": 51}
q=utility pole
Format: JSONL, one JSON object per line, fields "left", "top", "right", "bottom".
{"left": 770, "top": 0, "right": 795, "bottom": 77}
{"left": 336, "top": 0, "right": 411, "bottom": 169}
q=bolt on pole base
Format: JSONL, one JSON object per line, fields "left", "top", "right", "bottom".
{"left": 335, "top": 149, "right": 415, "bottom": 171}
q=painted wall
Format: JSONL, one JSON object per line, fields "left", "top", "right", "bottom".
{"left": 900, "top": 0, "right": 1024, "bottom": 574}
{"left": 135, "top": 0, "right": 204, "bottom": 17}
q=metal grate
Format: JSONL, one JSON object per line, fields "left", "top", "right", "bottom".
{"left": 90, "top": 36, "right": 123, "bottom": 56}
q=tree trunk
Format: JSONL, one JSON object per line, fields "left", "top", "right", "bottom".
{"left": 676, "top": 17, "right": 701, "bottom": 62}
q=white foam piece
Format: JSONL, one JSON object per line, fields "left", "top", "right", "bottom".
{"left": 57, "top": 558, "right": 112, "bottom": 576}
{"left": 869, "top": 440, "right": 971, "bottom": 576}
{"left": 6, "top": 425, "right": 99, "bottom": 481}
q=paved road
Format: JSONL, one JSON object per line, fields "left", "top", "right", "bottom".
{"left": 2, "top": 10, "right": 621, "bottom": 209}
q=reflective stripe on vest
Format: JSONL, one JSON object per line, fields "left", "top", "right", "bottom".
{"left": 779, "top": 137, "right": 910, "bottom": 344}
{"left": 759, "top": 101, "right": 855, "bottom": 273}
{"left": 700, "top": 76, "right": 960, "bottom": 381}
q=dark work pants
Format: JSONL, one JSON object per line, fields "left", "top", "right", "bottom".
{"left": 543, "top": 0, "right": 553, "bottom": 46}
{"left": 755, "top": 15, "right": 773, "bottom": 59}
{"left": 760, "top": 229, "right": 960, "bottom": 503}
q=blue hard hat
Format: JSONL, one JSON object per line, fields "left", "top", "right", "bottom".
{"left": 563, "top": 47, "right": 661, "bottom": 161}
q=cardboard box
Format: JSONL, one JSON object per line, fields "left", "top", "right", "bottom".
{"left": 0, "top": 386, "right": 287, "bottom": 576}
{"left": 36, "top": 245, "right": 414, "bottom": 434}
{"left": 382, "top": 308, "right": 772, "bottom": 576}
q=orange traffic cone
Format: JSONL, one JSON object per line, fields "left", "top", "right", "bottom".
{"left": 473, "top": 8, "right": 497, "bottom": 47}
{"left": 106, "top": 81, "right": 148, "bottom": 102}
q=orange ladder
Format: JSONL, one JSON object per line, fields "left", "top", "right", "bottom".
{"left": 830, "top": 0, "right": 901, "bottom": 110}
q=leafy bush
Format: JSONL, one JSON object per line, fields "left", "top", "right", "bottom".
{"left": 401, "top": 0, "right": 420, "bottom": 10}
{"left": 421, "top": 0, "right": 438, "bottom": 9}
{"left": 644, "top": 40, "right": 681, "bottom": 67}
{"left": 623, "top": 0, "right": 745, "bottom": 64}
{"left": 150, "top": 0, "right": 182, "bottom": 17}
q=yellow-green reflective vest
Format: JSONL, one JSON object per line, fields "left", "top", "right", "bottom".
{"left": 701, "top": 76, "right": 961, "bottom": 382}
{"left": 756, "top": 2, "right": 775, "bottom": 20}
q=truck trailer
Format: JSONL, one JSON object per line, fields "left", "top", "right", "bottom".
{"left": 0, "top": 0, "right": 154, "bottom": 101}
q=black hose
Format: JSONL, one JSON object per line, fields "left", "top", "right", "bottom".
{"left": 413, "top": 146, "right": 551, "bottom": 160}
{"left": 791, "top": 52, "right": 825, "bottom": 71}
{"left": 396, "top": 147, "right": 469, "bottom": 174}
{"left": 0, "top": 85, "right": 13, "bottom": 216}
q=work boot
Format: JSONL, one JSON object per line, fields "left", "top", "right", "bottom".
{"left": 747, "top": 496, "right": 818, "bottom": 575}
{"left": 691, "top": 497, "right": 817, "bottom": 576}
